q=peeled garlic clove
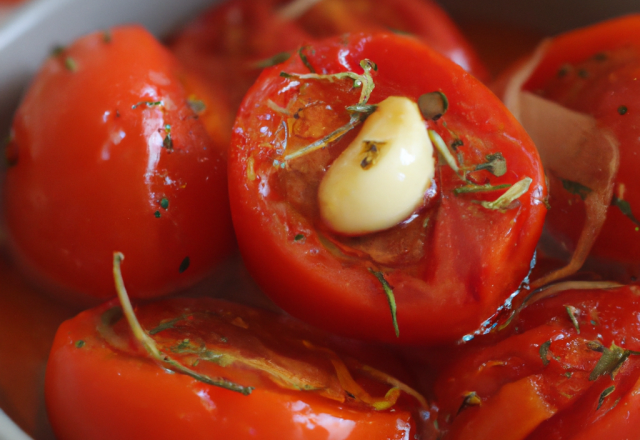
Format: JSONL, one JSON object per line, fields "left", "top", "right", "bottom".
{"left": 318, "top": 96, "right": 435, "bottom": 235}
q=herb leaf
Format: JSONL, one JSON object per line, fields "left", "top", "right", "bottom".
{"left": 251, "top": 51, "right": 291, "bottom": 69}
{"left": 454, "top": 183, "right": 511, "bottom": 195}
{"left": 597, "top": 385, "right": 615, "bottom": 410}
{"left": 298, "top": 46, "right": 316, "bottom": 73}
{"left": 457, "top": 391, "right": 481, "bottom": 414}
{"left": 562, "top": 179, "right": 593, "bottom": 200}
{"left": 540, "top": 340, "right": 552, "bottom": 366}
{"left": 589, "top": 342, "right": 634, "bottom": 381}
{"left": 480, "top": 177, "right": 532, "bottom": 211}
{"left": 368, "top": 268, "right": 399, "bottom": 338}
{"left": 611, "top": 196, "right": 640, "bottom": 226}
{"left": 475, "top": 152, "right": 507, "bottom": 177}
{"left": 565, "top": 305, "right": 580, "bottom": 334}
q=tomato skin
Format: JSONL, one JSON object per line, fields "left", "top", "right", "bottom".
{"left": 170, "top": 0, "right": 313, "bottom": 109}
{"left": 3, "top": 26, "right": 234, "bottom": 303}
{"left": 229, "top": 33, "right": 546, "bottom": 344}
{"left": 45, "top": 297, "right": 429, "bottom": 440}
{"left": 170, "top": 0, "right": 488, "bottom": 115}
{"left": 512, "top": 16, "right": 640, "bottom": 281}
{"left": 291, "top": 0, "right": 489, "bottom": 82}
{"left": 0, "top": 253, "right": 75, "bottom": 437}
{"left": 432, "top": 285, "right": 640, "bottom": 440}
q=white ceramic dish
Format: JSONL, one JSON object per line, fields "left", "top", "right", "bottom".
{"left": 0, "top": 0, "right": 638, "bottom": 439}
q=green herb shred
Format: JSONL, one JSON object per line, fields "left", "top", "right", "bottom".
{"left": 561, "top": 179, "right": 593, "bottom": 200}
{"left": 612, "top": 196, "right": 640, "bottom": 226}
{"left": 565, "top": 305, "right": 581, "bottom": 334}
{"left": 597, "top": 386, "right": 615, "bottom": 410}
{"left": 540, "top": 340, "right": 552, "bottom": 366}
{"left": 179, "top": 256, "right": 191, "bottom": 274}
{"left": 368, "top": 268, "right": 400, "bottom": 338}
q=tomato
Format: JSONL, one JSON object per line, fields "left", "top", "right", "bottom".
{"left": 45, "top": 295, "right": 436, "bottom": 440}
{"left": 430, "top": 284, "right": 640, "bottom": 440}
{"left": 229, "top": 32, "right": 547, "bottom": 344}
{"left": 2, "top": 26, "right": 235, "bottom": 304}
{"left": 169, "top": 0, "right": 488, "bottom": 115}
{"left": 512, "top": 16, "right": 640, "bottom": 282}
{"left": 0, "top": 252, "right": 75, "bottom": 438}
{"left": 289, "top": 0, "right": 489, "bottom": 82}
{"left": 169, "top": 0, "right": 313, "bottom": 110}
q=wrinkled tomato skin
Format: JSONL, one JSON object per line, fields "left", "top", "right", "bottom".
{"left": 521, "top": 16, "right": 640, "bottom": 281}
{"left": 45, "top": 297, "right": 425, "bottom": 440}
{"left": 3, "top": 26, "right": 234, "bottom": 304}
{"left": 431, "top": 285, "right": 640, "bottom": 440}
{"left": 229, "top": 33, "right": 546, "bottom": 344}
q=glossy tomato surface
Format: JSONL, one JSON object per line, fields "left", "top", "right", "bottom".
{"left": 46, "top": 296, "right": 434, "bottom": 440}
{"left": 432, "top": 284, "right": 640, "bottom": 440}
{"left": 229, "top": 32, "right": 547, "bottom": 344}
{"left": 522, "top": 15, "right": 640, "bottom": 282}
{"left": 2, "top": 26, "right": 234, "bottom": 303}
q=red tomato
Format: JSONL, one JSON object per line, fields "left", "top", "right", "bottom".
{"left": 431, "top": 284, "right": 640, "bottom": 440}
{"left": 169, "top": 0, "right": 488, "bottom": 114}
{"left": 229, "top": 32, "right": 547, "bottom": 344}
{"left": 2, "top": 26, "right": 234, "bottom": 304}
{"left": 169, "top": 0, "right": 313, "bottom": 109}
{"left": 45, "top": 296, "right": 436, "bottom": 440}
{"left": 289, "top": 0, "right": 489, "bottom": 82}
{"left": 519, "top": 16, "right": 640, "bottom": 282}
{"left": 0, "top": 253, "right": 75, "bottom": 438}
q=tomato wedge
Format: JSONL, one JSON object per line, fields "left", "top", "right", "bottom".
{"left": 3, "top": 26, "right": 234, "bottom": 303}
{"left": 45, "top": 294, "right": 435, "bottom": 440}
{"left": 229, "top": 32, "right": 546, "bottom": 344}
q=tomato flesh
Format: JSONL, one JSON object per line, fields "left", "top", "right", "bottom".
{"left": 3, "top": 26, "right": 234, "bottom": 303}
{"left": 229, "top": 32, "right": 546, "bottom": 344}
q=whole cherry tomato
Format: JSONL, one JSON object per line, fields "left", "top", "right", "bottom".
{"left": 2, "top": 26, "right": 235, "bottom": 304}
{"left": 229, "top": 32, "right": 547, "bottom": 344}
{"left": 46, "top": 295, "right": 435, "bottom": 440}
{"left": 504, "top": 16, "right": 640, "bottom": 283}
{"left": 431, "top": 284, "right": 640, "bottom": 440}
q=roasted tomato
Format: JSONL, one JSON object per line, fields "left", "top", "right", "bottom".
{"left": 495, "top": 16, "right": 640, "bottom": 283}
{"left": 288, "top": 0, "right": 489, "bottom": 81}
{"left": 169, "top": 0, "right": 488, "bottom": 114}
{"left": 431, "top": 283, "right": 640, "bottom": 440}
{"left": 45, "top": 291, "right": 435, "bottom": 439}
{"left": 229, "top": 32, "right": 547, "bottom": 344}
{"left": 0, "top": 253, "right": 75, "bottom": 438}
{"left": 169, "top": 0, "right": 312, "bottom": 109}
{"left": 2, "top": 26, "right": 234, "bottom": 303}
